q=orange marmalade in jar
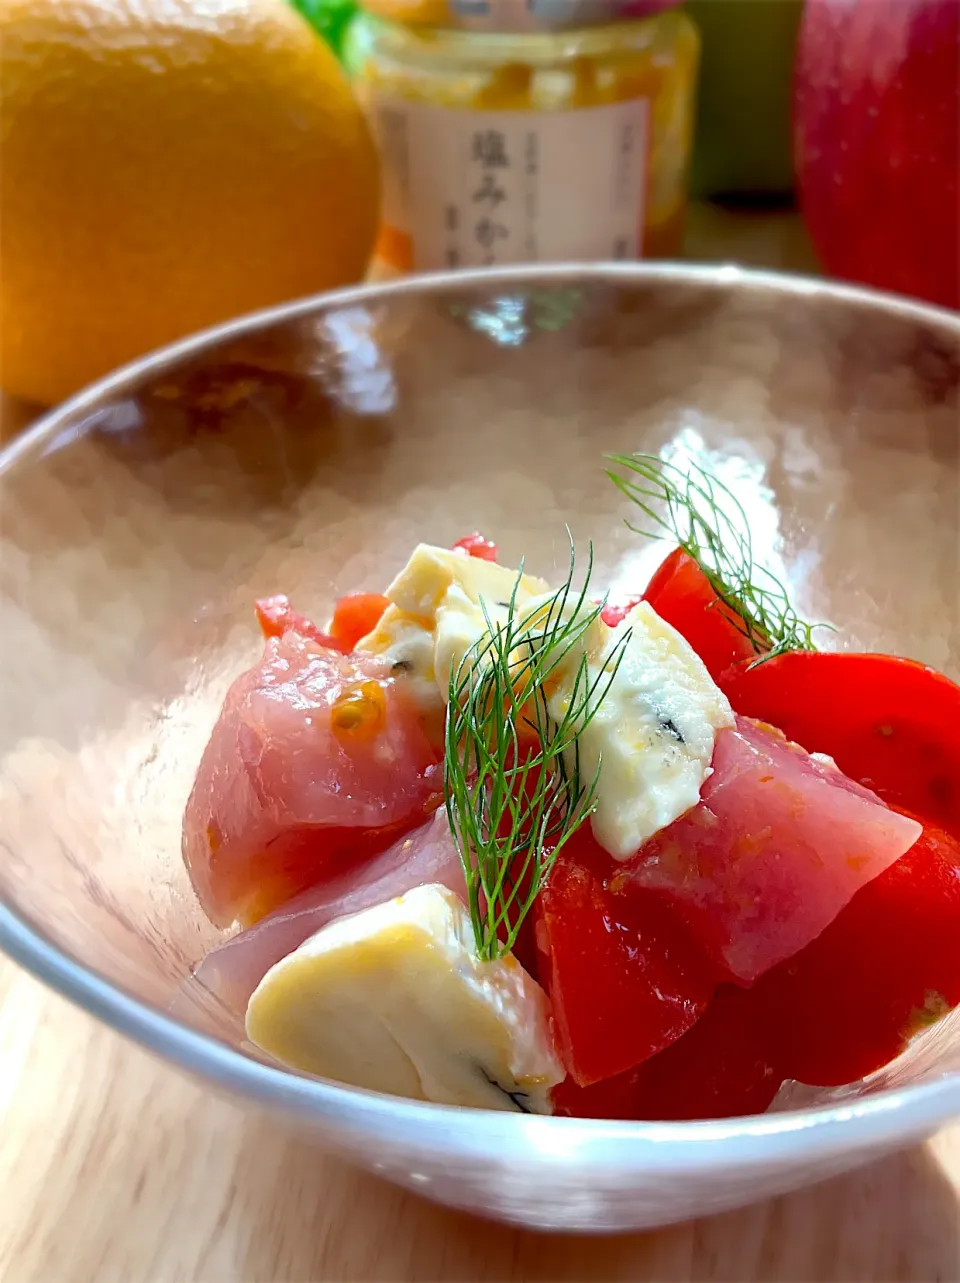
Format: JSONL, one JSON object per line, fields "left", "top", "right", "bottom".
{"left": 345, "top": 2, "right": 699, "bottom": 273}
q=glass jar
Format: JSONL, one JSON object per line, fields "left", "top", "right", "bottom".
{"left": 345, "top": 3, "right": 699, "bottom": 273}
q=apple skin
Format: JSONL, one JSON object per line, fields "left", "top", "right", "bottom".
{"left": 795, "top": 0, "right": 959, "bottom": 310}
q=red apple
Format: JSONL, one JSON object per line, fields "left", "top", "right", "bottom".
{"left": 794, "top": 0, "right": 959, "bottom": 310}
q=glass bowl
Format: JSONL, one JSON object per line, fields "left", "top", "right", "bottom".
{"left": 1, "top": 265, "right": 958, "bottom": 1233}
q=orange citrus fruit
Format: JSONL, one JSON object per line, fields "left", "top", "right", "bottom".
{"left": 0, "top": 0, "right": 380, "bottom": 405}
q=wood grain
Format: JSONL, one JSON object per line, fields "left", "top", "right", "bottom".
{"left": 2, "top": 210, "right": 959, "bottom": 1281}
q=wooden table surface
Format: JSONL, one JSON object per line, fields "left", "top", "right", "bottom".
{"left": 2, "top": 208, "right": 958, "bottom": 1283}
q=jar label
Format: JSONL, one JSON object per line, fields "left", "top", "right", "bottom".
{"left": 370, "top": 97, "right": 649, "bottom": 271}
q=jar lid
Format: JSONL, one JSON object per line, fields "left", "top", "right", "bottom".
{"left": 361, "top": 0, "right": 682, "bottom": 33}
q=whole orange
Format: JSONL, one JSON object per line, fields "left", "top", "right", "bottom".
{"left": 0, "top": 0, "right": 380, "bottom": 405}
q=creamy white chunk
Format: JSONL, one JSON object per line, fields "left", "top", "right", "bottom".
{"left": 549, "top": 601, "right": 734, "bottom": 858}
{"left": 245, "top": 883, "right": 564, "bottom": 1112}
{"left": 358, "top": 543, "right": 733, "bottom": 860}
{"left": 355, "top": 544, "right": 548, "bottom": 709}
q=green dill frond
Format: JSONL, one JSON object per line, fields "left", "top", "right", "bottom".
{"left": 606, "top": 452, "right": 825, "bottom": 663}
{"left": 444, "top": 536, "right": 629, "bottom": 961}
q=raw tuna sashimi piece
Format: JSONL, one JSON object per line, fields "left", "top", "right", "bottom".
{"left": 187, "top": 809, "right": 466, "bottom": 1017}
{"left": 182, "top": 633, "right": 443, "bottom": 927}
{"left": 621, "top": 716, "right": 923, "bottom": 984}
{"left": 536, "top": 830, "right": 719, "bottom": 1087}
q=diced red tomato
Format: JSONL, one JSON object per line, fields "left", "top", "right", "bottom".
{"left": 622, "top": 717, "right": 923, "bottom": 984}
{"left": 553, "top": 984, "right": 782, "bottom": 1121}
{"left": 600, "top": 596, "right": 642, "bottom": 628}
{"left": 182, "top": 634, "right": 442, "bottom": 927}
{"left": 329, "top": 592, "right": 390, "bottom": 651}
{"left": 536, "top": 830, "right": 719, "bottom": 1087}
{"left": 254, "top": 594, "right": 345, "bottom": 651}
{"left": 752, "top": 817, "right": 960, "bottom": 1086}
{"left": 642, "top": 547, "right": 759, "bottom": 681}
{"left": 720, "top": 651, "right": 960, "bottom": 838}
{"left": 452, "top": 532, "right": 499, "bottom": 562}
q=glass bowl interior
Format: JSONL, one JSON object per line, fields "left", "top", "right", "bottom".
{"left": 1, "top": 265, "right": 958, "bottom": 1231}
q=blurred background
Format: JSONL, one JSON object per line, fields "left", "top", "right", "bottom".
{"left": 0, "top": 0, "right": 957, "bottom": 420}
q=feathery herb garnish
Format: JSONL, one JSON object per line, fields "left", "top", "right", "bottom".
{"left": 607, "top": 452, "right": 822, "bottom": 663}
{"left": 444, "top": 539, "right": 629, "bottom": 961}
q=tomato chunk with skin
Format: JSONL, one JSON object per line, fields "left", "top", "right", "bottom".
{"left": 553, "top": 984, "right": 782, "bottom": 1121}
{"left": 752, "top": 818, "right": 960, "bottom": 1086}
{"left": 537, "top": 830, "right": 719, "bottom": 1087}
{"left": 329, "top": 592, "right": 390, "bottom": 651}
{"left": 452, "top": 532, "right": 499, "bottom": 562}
{"left": 622, "top": 716, "right": 923, "bottom": 984}
{"left": 642, "top": 547, "right": 758, "bottom": 681}
{"left": 720, "top": 651, "right": 960, "bottom": 838}
{"left": 255, "top": 594, "right": 344, "bottom": 651}
{"left": 182, "top": 633, "right": 442, "bottom": 927}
